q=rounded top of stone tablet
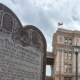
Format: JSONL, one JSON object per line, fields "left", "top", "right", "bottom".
{"left": 0, "top": 3, "right": 23, "bottom": 44}
{"left": 0, "top": 3, "right": 22, "bottom": 29}
{"left": 21, "top": 25, "right": 47, "bottom": 52}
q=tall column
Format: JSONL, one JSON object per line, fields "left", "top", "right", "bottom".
{"left": 61, "top": 76, "right": 64, "bottom": 80}
{"left": 72, "top": 77, "right": 75, "bottom": 80}
{"left": 61, "top": 50, "right": 64, "bottom": 74}
{"left": 55, "top": 76, "right": 59, "bottom": 80}
{"left": 56, "top": 50, "right": 60, "bottom": 74}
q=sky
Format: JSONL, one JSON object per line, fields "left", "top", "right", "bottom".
{"left": 0, "top": 0, "right": 80, "bottom": 76}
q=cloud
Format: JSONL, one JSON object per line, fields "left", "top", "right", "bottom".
{"left": 0, "top": 0, "right": 56, "bottom": 51}
{"left": 1, "top": 0, "right": 80, "bottom": 52}
{"left": 1, "top": 0, "right": 80, "bottom": 76}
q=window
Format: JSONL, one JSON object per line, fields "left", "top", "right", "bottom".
{"left": 64, "top": 64, "right": 68, "bottom": 72}
{"left": 65, "top": 39, "right": 68, "bottom": 45}
{"left": 64, "top": 64, "right": 72, "bottom": 73}
{"left": 64, "top": 78, "right": 71, "bottom": 80}
{"left": 69, "top": 64, "right": 71, "bottom": 73}
{"left": 65, "top": 38, "right": 72, "bottom": 45}
{"left": 69, "top": 52, "right": 71, "bottom": 60}
{"left": 65, "top": 52, "right": 68, "bottom": 59}
{"left": 69, "top": 39, "right": 72, "bottom": 45}
{"left": 64, "top": 52, "right": 72, "bottom": 60}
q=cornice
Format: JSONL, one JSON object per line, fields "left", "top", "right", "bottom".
{"left": 57, "top": 32, "right": 73, "bottom": 39}
{"left": 56, "top": 44, "right": 73, "bottom": 51}
{"left": 57, "top": 31, "right": 80, "bottom": 38}
{"left": 57, "top": 44, "right": 73, "bottom": 48}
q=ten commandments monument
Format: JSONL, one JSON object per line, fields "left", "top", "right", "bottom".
{"left": 0, "top": 3, "right": 46, "bottom": 80}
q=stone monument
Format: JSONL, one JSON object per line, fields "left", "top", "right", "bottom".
{"left": 0, "top": 3, "right": 46, "bottom": 80}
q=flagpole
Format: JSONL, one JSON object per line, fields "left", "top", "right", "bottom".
{"left": 57, "top": 25, "right": 58, "bottom": 31}
{"left": 57, "top": 23, "right": 59, "bottom": 31}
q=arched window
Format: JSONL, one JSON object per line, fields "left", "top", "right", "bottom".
{"left": 2, "top": 12, "right": 13, "bottom": 32}
{"left": 32, "top": 31, "right": 38, "bottom": 45}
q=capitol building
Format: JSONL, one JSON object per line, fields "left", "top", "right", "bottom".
{"left": 46, "top": 28, "right": 80, "bottom": 80}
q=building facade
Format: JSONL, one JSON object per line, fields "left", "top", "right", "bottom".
{"left": 47, "top": 28, "right": 80, "bottom": 80}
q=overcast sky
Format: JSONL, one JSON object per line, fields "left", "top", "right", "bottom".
{"left": 0, "top": 0, "right": 80, "bottom": 76}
